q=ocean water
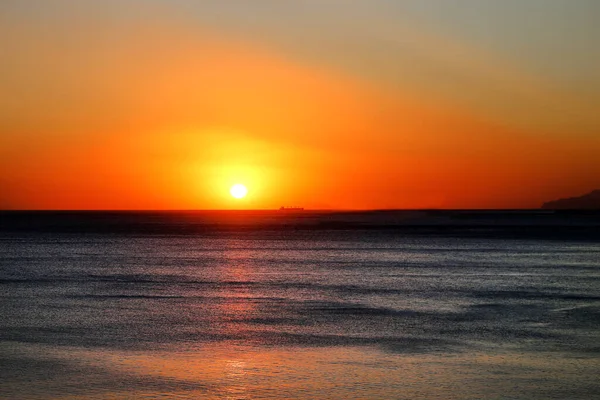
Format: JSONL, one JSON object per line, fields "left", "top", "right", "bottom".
{"left": 1, "top": 212, "right": 600, "bottom": 399}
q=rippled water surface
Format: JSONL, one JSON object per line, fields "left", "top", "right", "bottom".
{"left": 1, "top": 229, "right": 600, "bottom": 399}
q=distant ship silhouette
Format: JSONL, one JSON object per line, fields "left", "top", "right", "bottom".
{"left": 279, "top": 206, "right": 304, "bottom": 211}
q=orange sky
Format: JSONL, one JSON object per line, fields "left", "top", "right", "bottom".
{"left": 1, "top": 2, "right": 599, "bottom": 209}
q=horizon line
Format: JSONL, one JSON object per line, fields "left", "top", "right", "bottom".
{"left": 0, "top": 208, "right": 564, "bottom": 212}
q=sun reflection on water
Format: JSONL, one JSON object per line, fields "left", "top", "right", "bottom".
{"left": 4, "top": 341, "right": 598, "bottom": 400}
{"left": 222, "top": 359, "right": 248, "bottom": 400}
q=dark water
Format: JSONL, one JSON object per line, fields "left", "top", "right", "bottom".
{"left": 1, "top": 212, "right": 600, "bottom": 399}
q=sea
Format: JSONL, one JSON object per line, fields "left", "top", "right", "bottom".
{"left": 1, "top": 210, "right": 599, "bottom": 399}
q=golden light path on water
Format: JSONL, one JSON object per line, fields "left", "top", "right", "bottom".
{"left": 2, "top": 341, "right": 598, "bottom": 400}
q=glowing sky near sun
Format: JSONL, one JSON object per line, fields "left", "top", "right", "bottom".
{"left": 1, "top": 0, "right": 599, "bottom": 209}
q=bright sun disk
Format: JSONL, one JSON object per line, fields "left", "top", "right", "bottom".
{"left": 230, "top": 184, "right": 248, "bottom": 199}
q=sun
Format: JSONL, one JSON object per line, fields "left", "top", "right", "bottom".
{"left": 230, "top": 184, "right": 248, "bottom": 199}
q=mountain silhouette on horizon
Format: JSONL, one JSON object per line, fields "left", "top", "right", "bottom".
{"left": 542, "top": 189, "right": 600, "bottom": 210}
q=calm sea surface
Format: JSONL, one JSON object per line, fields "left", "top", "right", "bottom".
{"left": 1, "top": 212, "right": 600, "bottom": 399}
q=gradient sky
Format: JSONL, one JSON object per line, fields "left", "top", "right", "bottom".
{"left": 1, "top": 0, "right": 599, "bottom": 209}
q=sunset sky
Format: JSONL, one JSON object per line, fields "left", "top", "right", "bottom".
{"left": 1, "top": 0, "right": 599, "bottom": 209}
